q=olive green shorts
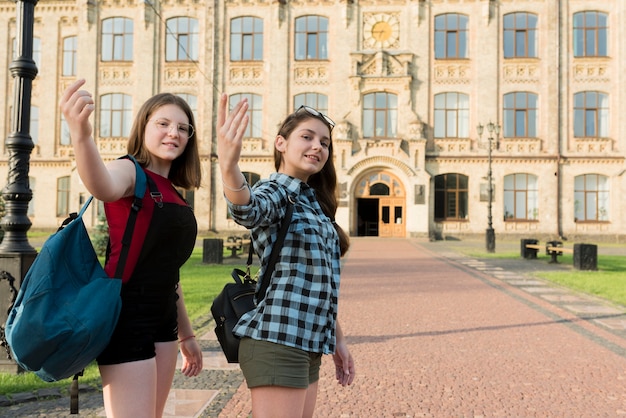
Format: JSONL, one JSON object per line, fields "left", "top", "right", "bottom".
{"left": 238, "top": 338, "right": 322, "bottom": 389}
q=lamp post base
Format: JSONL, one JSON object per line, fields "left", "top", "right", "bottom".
{"left": 486, "top": 228, "right": 496, "bottom": 253}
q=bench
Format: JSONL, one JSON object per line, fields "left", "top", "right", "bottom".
{"left": 224, "top": 235, "right": 251, "bottom": 258}
{"left": 520, "top": 239, "right": 598, "bottom": 270}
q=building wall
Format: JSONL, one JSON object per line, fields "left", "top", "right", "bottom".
{"left": 0, "top": 0, "right": 624, "bottom": 241}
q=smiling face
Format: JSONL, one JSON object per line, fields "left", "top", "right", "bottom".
{"left": 275, "top": 117, "right": 331, "bottom": 182}
{"left": 143, "top": 103, "right": 190, "bottom": 171}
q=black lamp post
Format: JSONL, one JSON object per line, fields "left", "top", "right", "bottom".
{"left": 0, "top": 0, "right": 38, "bottom": 372}
{"left": 476, "top": 122, "right": 500, "bottom": 253}
{"left": 2, "top": 0, "right": 37, "bottom": 254}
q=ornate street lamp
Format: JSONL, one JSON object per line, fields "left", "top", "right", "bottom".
{"left": 476, "top": 122, "right": 500, "bottom": 253}
{"left": 0, "top": 0, "right": 38, "bottom": 372}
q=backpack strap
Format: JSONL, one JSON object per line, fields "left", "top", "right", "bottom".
{"left": 254, "top": 195, "right": 294, "bottom": 303}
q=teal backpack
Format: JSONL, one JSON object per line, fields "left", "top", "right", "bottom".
{"left": 5, "top": 155, "right": 146, "bottom": 384}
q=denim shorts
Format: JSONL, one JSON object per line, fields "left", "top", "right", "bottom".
{"left": 238, "top": 338, "right": 322, "bottom": 389}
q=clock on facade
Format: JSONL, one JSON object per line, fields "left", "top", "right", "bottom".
{"left": 363, "top": 13, "right": 400, "bottom": 49}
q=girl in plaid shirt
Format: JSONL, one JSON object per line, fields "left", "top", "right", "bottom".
{"left": 217, "top": 94, "right": 355, "bottom": 417}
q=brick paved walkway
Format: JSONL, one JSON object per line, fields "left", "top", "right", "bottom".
{"left": 221, "top": 238, "right": 626, "bottom": 417}
{"left": 4, "top": 237, "right": 626, "bottom": 417}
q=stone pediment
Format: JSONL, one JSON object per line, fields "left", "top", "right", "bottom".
{"left": 352, "top": 51, "right": 413, "bottom": 78}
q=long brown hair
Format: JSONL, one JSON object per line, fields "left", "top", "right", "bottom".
{"left": 126, "top": 93, "right": 201, "bottom": 189}
{"left": 274, "top": 110, "right": 350, "bottom": 255}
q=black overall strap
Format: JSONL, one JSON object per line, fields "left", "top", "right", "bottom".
{"left": 255, "top": 197, "right": 294, "bottom": 303}
{"left": 114, "top": 156, "right": 149, "bottom": 278}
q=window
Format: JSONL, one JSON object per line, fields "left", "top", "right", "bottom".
{"left": 434, "top": 173, "right": 468, "bottom": 220}
{"left": 60, "top": 115, "right": 71, "bottom": 146}
{"left": 503, "top": 92, "right": 537, "bottom": 137}
{"left": 574, "top": 91, "right": 609, "bottom": 137}
{"left": 99, "top": 93, "right": 132, "bottom": 137}
{"left": 574, "top": 174, "right": 609, "bottom": 222}
{"left": 30, "top": 106, "right": 39, "bottom": 145}
{"left": 503, "top": 173, "right": 538, "bottom": 220}
{"left": 294, "top": 93, "right": 329, "bottom": 115}
{"left": 573, "top": 11, "right": 608, "bottom": 57}
{"left": 227, "top": 171, "right": 261, "bottom": 218}
{"left": 295, "top": 15, "right": 328, "bottom": 60}
{"left": 166, "top": 17, "right": 199, "bottom": 61}
{"left": 363, "top": 92, "right": 397, "bottom": 138}
{"left": 28, "top": 177, "right": 35, "bottom": 217}
{"left": 57, "top": 176, "right": 70, "bottom": 217}
{"left": 101, "top": 17, "right": 133, "bottom": 62}
{"left": 434, "top": 92, "right": 469, "bottom": 138}
{"left": 229, "top": 93, "right": 262, "bottom": 137}
{"left": 435, "top": 14, "right": 468, "bottom": 59}
{"left": 230, "top": 17, "right": 263, "bottom": 61}
{"left": 62, "top": 36, "right": 77, "bottom": 76}
{"left": 176, "top": 93, "right": 198, "bottom": 122}
{"left": 503, "top": 12, "right": 537, "bottom": 58}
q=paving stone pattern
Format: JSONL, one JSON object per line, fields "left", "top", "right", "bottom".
{"left": 3, "top": 238, "right": 626, "bottom": 417}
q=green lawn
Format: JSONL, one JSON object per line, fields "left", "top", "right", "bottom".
{"left": 460, "top": 245, "right": 626, "bottom": 307}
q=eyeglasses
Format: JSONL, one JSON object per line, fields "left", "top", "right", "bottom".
{"left": 151, "top": 119, "right": 194, "bottom": 139}
{"left": 296, "top": 105, "right": 335, "bottom": 130}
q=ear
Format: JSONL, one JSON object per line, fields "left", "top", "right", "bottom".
{"left": 275, "top": 135, "right": 286, "bottom": 152}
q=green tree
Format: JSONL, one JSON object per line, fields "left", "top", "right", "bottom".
{"left": 92, "top": 212, "right": 109, "bottom": 257}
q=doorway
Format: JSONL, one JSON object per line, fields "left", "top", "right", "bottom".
{"left": 354, "top": 171, "right": 406, "bottom": 238}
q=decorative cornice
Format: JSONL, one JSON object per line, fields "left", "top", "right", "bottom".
{"left": 347, "top": 155, "right": 417, "bottom": 177}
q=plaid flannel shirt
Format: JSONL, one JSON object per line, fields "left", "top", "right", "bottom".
{"left": 228, "top": 173, "right": 341, "bottom": 354}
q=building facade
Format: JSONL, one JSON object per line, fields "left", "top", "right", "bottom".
{"left": 0, "top": 0, "right": 624, "bottom": 242}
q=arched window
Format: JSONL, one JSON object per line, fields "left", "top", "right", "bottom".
{"left": 101, "top": 17, "right": 133, "bottom": 61}
{"left": 503, "top": 173, "right": 538, "bottom": 220}
{"left": 503, "top": 12, "right": 538, "bottom": 58}
{"left": 166, "top": 17, "right": 199, "bottom": 61}
{"left": 574, "top": 91, "right": 609, "bottom": 137}
{"left": 574, "top": 174, "right": 609, "bottom": 222}
{"left": 434, "top": 92, "right": 469, "bottom": 138}
{"left": 230, "top": 16, "right": 263, "bottom": 61}
{"left": 574, "top": 11, "right": 608, "bottom": 57}
{"left": 294, "top": 93, "right": 329, "bottom": 115}
{"left": 99, "top": 93, "right": 132, "bottom": 138}
{"left": 57, "top": 176, "right": 71, "bottom": 217}
{"left": 363, "top": 92, "right": 397, "bottom": 138}
{"left": 435, "top": 14, "right": 468, "bottom": 59}
{"left": 295, "top": 15, "right": 328, "bottom": 60}
{"left": 503, "top": 92, "right": 538, "bottom": 138}
{"left": 434, "top": 173, "right": 468, "bottom": 221}
{"left": 62, "top": 36, "right": 77, "bottom": 76}
{"left": 229, "top": 93, "right": 262, "bottom": 138}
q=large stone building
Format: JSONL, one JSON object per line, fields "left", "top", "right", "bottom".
{"left": 0, "top": 0, "right": 624, "bottom": 242}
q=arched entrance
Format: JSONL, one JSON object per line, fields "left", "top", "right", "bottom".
{"left": 354, "top": 171, "right": 406, "bottom": 238}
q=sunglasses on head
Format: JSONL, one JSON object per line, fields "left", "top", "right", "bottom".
{"left": 296, "top": 105, "right": 335, "bottom": 130}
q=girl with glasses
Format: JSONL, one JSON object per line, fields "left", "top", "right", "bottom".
{"left": 60, "top": 79, "right": 203, "bottom": 418}
{"left": 217, "top": 94, "right": 355, "bottom": 418}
